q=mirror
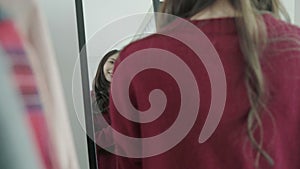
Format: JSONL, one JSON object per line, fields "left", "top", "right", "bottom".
{"left": 74, "top": 0, "right": 161, "bottom": 168}
{"left": 74, "top": 1, "right": 300, "bottom": 169}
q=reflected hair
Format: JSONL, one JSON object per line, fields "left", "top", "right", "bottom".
{"left": 93, "top": 49, "right": 119, "bottom": 113}
{"left": 161, "top": 0, "right": 289, "bottom": 168}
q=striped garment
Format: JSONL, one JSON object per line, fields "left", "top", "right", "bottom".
{"left": 0, "top": 19, "right": 53, "bottom": 169}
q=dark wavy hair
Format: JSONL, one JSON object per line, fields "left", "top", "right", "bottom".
{"left": 93, "top": 50, "right": 119, "bottom": 113}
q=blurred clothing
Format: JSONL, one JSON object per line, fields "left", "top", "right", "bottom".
{"left": 0, "top": 17, "right": 52, "bottom": 169}
{"left": 0, "top": 47, "right": 43, "bottom": 169}
{"left": 0, "top": 0, "right": 79, "bottom": 168}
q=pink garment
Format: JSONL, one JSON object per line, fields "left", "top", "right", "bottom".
{"left": 0, "top": 19, "right": 51, "bottom": 169}
{"left": 0, "top": 1, "right": 79, "bottom": 169}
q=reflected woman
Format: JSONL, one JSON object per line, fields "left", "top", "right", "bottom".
{"left": 92, "top": 49, "right": 119, "bottom": 169}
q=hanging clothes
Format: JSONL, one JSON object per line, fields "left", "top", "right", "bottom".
{"left": 0, "top": 0, "right": 80, "bottom": 169}
{"left": 0, "top": 47, "right": 43, "bottom": 169}
{"left": 0, "top": 17, "right": 53, "bottom": 169}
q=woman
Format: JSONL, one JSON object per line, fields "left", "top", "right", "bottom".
{"left": 92, "top": 49, "right": 119, "bottom": 169}
{"left": 109, "top": 0, "right": 300, "bottom": 169}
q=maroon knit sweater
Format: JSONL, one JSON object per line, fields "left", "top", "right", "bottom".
{"left": 109, "top": 14, "right": 300, "bottom": 169}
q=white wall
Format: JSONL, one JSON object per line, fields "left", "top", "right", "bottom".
{"left": 278, "top": 0, "right": 300, "bottom": 26}
{"left": 295, "top": 0, "right": 300, "bottom": 26}
{"left": 83, "top": 0, "right": 152, "bottom": 39}
{"left": 282, "top": 0, "right": 295, "bottom": 23}
{"left": 82, "top": 0, "right": 154, "bottom": 86}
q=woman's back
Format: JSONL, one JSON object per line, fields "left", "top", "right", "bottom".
{"left": 109, "top": 14, "right": 300, "bottom": 169}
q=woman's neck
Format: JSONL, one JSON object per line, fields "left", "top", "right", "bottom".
{"left": 190, "top": 0, "right": 237, "bottom": 20}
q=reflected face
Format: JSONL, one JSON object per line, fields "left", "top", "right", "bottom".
{"left": 103, "top": 53, "right": 119, "bottom": 82}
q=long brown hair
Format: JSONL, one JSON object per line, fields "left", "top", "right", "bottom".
{"left": 160, "top": 0, "right": 287, "bottom": 167}
{"left": 93, "top": 50, "right": 119, "bottom": 113}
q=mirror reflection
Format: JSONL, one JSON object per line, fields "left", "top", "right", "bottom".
{"left": 91, "top": 50, "right": 119, "bottom": 169}
{"left": 77, "top": 1, "right": 300, "bottom": 169}
{"left": 80, "top": 0, "right": 161, "bottom": 168}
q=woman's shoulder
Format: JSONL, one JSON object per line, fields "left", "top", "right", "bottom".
{"left": 263, "top": 13, "right": 300, "bottom": 39}
{"left": 117, "top": 33, "right": 175, "bottom": 63}
{"left": 262, "top": 14, "right": 300, "bottom": 82}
